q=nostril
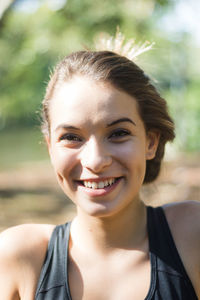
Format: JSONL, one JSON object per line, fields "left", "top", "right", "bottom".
{"left": 83, "top": 157, "right": 112, "bottom": 173}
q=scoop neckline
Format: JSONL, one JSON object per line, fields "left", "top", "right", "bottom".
{"left": 64, "top": 206, "right": 156, "bottom": 300}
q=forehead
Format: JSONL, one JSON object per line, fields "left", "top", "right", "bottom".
{"left": 49, "top": 76, "right": 142, "bottom": 127}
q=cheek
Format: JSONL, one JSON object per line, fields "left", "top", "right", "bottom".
{"left": 112, "top": 141, "right": 147, "bottom": 182}
{"left": 50, "top": 147, "right": 79, "bottom": 179}
{"left": 111, "top": 140, "right": 146, "bottom": 162}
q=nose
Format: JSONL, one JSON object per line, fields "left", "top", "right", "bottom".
{"left": 80, "top": 137, "right": 112, "bottom": 173}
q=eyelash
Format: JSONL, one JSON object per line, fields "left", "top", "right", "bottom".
{"left": 109, "top": 129, "right": 131, "bottom": 139}
{"left": 59, "top": 133, "right": 82, "bottom": 142}
{"left": 59, "top": 129, "right": 131, "bottom": 143}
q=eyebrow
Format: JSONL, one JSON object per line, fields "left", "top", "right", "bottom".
{"left": 106, "top": 118, "right": 136, "bottom": 127}
{"left": 55, "top": 124, "right": 79, "bottom": 131}
{"left": 55, "top": 118, "right": 136, "bottom": 132}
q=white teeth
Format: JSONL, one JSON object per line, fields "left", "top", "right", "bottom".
{"left": 83, "top": 178, "right": 116, "bottom": 189}
{"left": 91, "top": 182, "right": 98, "bottom": 189}
{"left": 83, "top": 181, "right": 89, "bottom": 188}
{"left": 104, "top": 180, "right": 109, "bottom": 186}
{"left": 88, "top": 181, "right": 92, "bottom": 188}
{"left": 109, "top": 178, "right": 114, "bottom": 185}
{"left": 98, "top": 181, "right": 105, "bottom": 189}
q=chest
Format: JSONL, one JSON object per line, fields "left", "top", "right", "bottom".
{"left": 68, "top": 251, "right": 151, "bottom": 300}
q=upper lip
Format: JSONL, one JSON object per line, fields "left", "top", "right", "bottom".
{"left": 77, "top": 176, "right": 122, "bottom": 182}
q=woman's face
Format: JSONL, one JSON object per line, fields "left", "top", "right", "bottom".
{"left": 47, "top": 76, "right": 159, "bottom": 218}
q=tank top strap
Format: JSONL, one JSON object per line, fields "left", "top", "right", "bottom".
{"left": 35, "top": 222, "right": 71, "bottom": 297}
{"left": 147, "top": 206, "right": 197, "bottom": 290}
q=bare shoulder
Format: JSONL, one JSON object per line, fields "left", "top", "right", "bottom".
{"left": 163, "top": 200, "right": 200, "bottom": 238}
{"left": 162, "top": 201, "right": 200, "bottom": 297}
{"left": 0, "top": 223, "right": 55, "bottom": 299}
{"left": 0, "top": 223, "right": 55, "bottom": 258}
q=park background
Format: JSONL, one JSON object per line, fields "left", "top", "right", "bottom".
{"left": 0, "top": 0, "right": 199, "bottom": 231}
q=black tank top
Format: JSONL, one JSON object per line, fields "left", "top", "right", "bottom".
{"left": 35, "top": 206, "right": 198, "bottom": 299}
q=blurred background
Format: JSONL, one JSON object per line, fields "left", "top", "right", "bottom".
{"left": 0, "top": 0, "right": 199, "bottom": 231}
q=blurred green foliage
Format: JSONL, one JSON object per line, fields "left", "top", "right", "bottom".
{"left": 0, "top": 0, "right": 199, "bottom": 151}
{"left": 0, "top": 127, "right": 48, "bottom": 169}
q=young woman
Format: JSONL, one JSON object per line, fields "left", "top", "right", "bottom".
{"left": 0, "top": 50, "right": 199, "bottom": 300}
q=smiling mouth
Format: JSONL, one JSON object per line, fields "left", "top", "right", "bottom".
{"left": 77, "top": 177, "right": 122, "bottom": 189}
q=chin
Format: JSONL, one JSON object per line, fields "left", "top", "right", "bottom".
{"left": 77, "top": 199, "right": 129, "bottom": 219}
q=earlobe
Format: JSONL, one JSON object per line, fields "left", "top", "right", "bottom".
{"left": 146, "top": 131, "right": 160, "bottom": 160}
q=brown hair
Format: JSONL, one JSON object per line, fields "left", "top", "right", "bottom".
{"left": 42, "top": 50, "right": 175, "bottom": 183}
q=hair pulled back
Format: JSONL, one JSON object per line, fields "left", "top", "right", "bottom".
{"left": 42, "top": 50, "right": 175, "bottom": 184}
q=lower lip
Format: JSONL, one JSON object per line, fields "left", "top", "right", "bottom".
{"left": 76, "top": 178, "right": 122, "bottom": 197}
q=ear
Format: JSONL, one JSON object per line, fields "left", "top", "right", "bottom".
{"left": 146, "top": 130, "right": 160, "bottom": 160}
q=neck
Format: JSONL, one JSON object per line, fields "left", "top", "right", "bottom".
{"left": 70, "top": 199, "right": 147, "bottom": 255}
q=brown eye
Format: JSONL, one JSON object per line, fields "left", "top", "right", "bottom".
{"left": 109, "top": 129, "right": 130, "bottom": 139}
{"left": 60, "top": 133, "right": 82, "bottom": 142}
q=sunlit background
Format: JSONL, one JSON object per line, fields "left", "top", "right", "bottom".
{"left": 0, "top": 0, "right": 200, "bottom": 230}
